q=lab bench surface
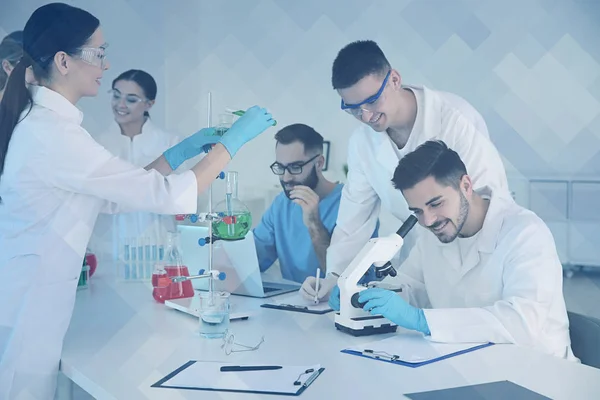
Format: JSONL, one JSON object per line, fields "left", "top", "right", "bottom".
{"left": 61, "top": 269, "right": 600, "bottom": 400}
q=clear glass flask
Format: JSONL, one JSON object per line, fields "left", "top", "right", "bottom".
{"left": 151, "top": 231, "right": 194, "bottom": 303}
{"left": 212, "top": 171, "right": 252, "bottom": 240}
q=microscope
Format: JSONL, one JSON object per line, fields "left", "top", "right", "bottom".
{"left": 334, "top": 215, "right": 418, "bottom": 336}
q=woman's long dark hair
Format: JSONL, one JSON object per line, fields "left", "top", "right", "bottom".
{"left": 0, "top": 3, "right": 99, "bottom": 182}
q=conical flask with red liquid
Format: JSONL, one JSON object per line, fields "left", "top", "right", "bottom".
{"left": 151, "top": 231, "right": 194, "bottom": 303}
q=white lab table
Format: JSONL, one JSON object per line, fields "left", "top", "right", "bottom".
{"left": 61, "top": 268, "right": 600, "bottom": 399}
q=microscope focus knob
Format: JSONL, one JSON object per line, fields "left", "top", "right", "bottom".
{"left": 375, "top": 261, "right": 397, "bottom": 278}
{"left": 351, "top": 292, "right": 366, "bottom": 309}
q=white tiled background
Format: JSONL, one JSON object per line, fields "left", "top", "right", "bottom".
{"left": 3, "top": 0, "right": 599, "bottom": 187}
{"left": 4, "top": 0, "right": 600, "bottom": 262}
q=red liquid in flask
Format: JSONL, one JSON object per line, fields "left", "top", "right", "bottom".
{"left": 152, "top": 265, "right": 194, "bottom": 303}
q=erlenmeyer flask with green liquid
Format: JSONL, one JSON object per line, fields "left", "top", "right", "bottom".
{"left": 212, "top": 171, "right": 252, "bottom": 240}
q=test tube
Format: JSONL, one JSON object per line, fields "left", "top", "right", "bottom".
{"left": 137, "top": 238, "right": 144, "bottom": 280}
{"left": 144, "top": 237, "right": 152, "bottom": 279}
{"left": 130, "top": 238, "right": 138, "bottom": 279}
{"left": 225, "top": 172, "right": 235, "bottom": 237}
{"left": 137, "top": 239, "right": 144, "bottom": 262}
{"left": 123, "top": 238, "right": 131, "bottom": 280}
{"left": 144, "top": 237, "right": 151, "bottom": 261}
{"left": 152, "top": 236, "right": 158, "bottom": 262}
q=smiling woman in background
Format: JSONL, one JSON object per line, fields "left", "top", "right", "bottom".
{"left": 90, "top": 70, "right": 203, "bottom": 261}
{"left": 0, "top": 3, "right": 273, "bottom": 398}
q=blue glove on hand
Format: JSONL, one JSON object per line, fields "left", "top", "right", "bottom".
{"left": 328, "top": 285, "right": 340, "bottom": 311}
{"left": 163, "top": 127, "right": 219, "bottom": 170}
{"left": 358, "top": 288, "right": 430, "bottom": 335}
{"left": 219, "top": 106, "right": 274, "bottom": 157}
{"left": 327, "top": 267, "right": 375, "bottom": 312}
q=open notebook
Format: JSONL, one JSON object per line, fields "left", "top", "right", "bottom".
{"left": 152, "top": 360, "right": 325, "bottom": 396}
{"left": 342, "top": 332, "right": 493, "bottom": 368}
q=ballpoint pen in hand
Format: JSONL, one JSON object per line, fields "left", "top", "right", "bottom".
{"left": 314, "top": 268, "right": 320, "bottom": 305}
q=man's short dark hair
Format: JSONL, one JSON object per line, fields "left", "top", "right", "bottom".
{"left": 392, "top": 140, "right": 467, "bottom": 192}
{"left": 274, "top": 123, "right": 324, "bottom": 155}
{"left": 331, "top": 40, "right": 391, "bottom": 90}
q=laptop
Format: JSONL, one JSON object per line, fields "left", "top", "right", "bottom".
{"left": 177, "top": 225, "right": 300, "bottom": 298}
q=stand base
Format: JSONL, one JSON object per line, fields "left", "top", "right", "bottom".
{"left": 335, "top": 322, "right": 397, "bottom": 336}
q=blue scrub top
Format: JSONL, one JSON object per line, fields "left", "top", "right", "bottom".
{"left": 253, "top": 184, "right": 344, "bottom": 283}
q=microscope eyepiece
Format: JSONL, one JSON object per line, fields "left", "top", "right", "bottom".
{"left": 396, "top": 215, "right": 418, "bottom": 238}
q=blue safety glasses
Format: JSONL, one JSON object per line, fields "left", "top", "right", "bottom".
{"left": 340, "top": 70, "right": 391, "bottom": 117}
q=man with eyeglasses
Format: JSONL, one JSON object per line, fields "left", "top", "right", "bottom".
{"left": 306, "top": 40, "right": 510, "bottom": 306}
{"left": 252, "top": 124, "right": 347, "bottom": 287}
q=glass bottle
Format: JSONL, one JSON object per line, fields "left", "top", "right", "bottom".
{"left": 212, "top": 171, "right": 252, "bottom": 240}
{"left": 151, "top": 231, "right": 193, "bottom": 303}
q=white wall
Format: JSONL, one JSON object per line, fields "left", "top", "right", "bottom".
{"left": 3, "top": 0, "right": 600, "bottom": 231}
{"left": 1, "top": 0, "right": 169, "bottom": 136}
{"left": 159, "top": 0, "right": 600, "bottom": 204}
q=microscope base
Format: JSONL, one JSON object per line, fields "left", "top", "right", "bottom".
{"left": 334, "top": 319, "right": 397, "bottom": 337}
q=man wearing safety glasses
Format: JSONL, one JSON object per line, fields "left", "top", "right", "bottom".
{"left": 252, "top": 124, "right": 346, "bottom": 285}
{"left": 304, "top": 40, "right": 509, "bottom": 306}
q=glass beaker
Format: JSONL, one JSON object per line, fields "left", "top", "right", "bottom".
{"left": 213, "top": 113, "right": 234, "bottom": 136}
{"left": 151, "top": 231, "right": 194, "bottom": 303}
{"left": 199, "top": 291, "right": 230, "bottom": 338}
{"left": 212, "top": 171, "right": 252, "bottom": 240}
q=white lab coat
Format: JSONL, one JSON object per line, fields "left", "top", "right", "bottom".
{"left": 391, "top": 187, "right": 577, "bottom": 361}
{"left": 90, "top": 119, "right": 188, "bottom": 261}
{"left": 327, "top": 85, "right": 509, "bottom": 276}
{"left": 0, "top": 86, "right": 198, "bottom": 399}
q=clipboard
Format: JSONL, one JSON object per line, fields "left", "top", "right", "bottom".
{"left": 341, "top": 333, "right": 493, "bottom": 368}
{"left": 151, "top": 360, "right": 325, "bottom": 396}
{"left": 260, "top": 292, "right": 333, "bottom": 315}
{"left": 260, "top": 303, "right": 333, "bottom": 315}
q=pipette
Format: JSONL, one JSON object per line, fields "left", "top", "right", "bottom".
{"left": 225, "top": 194, "right": 234, "bottom": 237}
{"left": 226, "top": 108, "right": 278, "bottom": 126}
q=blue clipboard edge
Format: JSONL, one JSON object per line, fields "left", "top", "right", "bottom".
{"left": 341, "top": 342, "right": 494, "bottom": 368}
{"left": 260, "top": 303, "right": 333, "bottom": 315}
{"left": 151, "top": 360, "right": 325, "bottom": 396}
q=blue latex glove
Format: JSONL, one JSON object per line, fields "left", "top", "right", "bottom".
{"left": 163, "top": 128, "right": 219, "bottom": 170}
{"left": 219, "top": 106, "right": 274, "bottom": 157}
{"left": 327, "top": 266, "right": 376, "bottom": 312}
{"left": 328, "top": 285, "right": 340, "bottom": 311}
{"left": 358, "top": 288, "right": 430, "bottom": 335}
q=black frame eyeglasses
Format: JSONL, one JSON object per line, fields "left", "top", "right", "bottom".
{"left": 270, "top": 154, "right": 320, "bottom": 176}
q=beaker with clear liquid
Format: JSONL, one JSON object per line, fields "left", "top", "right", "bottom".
{"left": 212, "top": 113, "right": 234, "bottom": 137}
{"left": 212, "top": 171, "right": 252, "bottom": 240}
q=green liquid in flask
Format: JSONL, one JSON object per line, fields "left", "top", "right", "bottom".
{"left": 213, "top": 127, "right": 228, "bottom": 136}
{"left": 212, "top": 211, "right": 252, "bottom": 240}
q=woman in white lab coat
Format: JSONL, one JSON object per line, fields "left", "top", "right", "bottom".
{"left": 0, "top": 4, "right": 274, "bottom": 399}
{"left": 90, "top": 69, "right": 189, "bottom": 262}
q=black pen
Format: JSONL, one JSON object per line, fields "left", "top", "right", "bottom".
{"left": 220, "top": 365, "right": 283, "bottom": 372}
